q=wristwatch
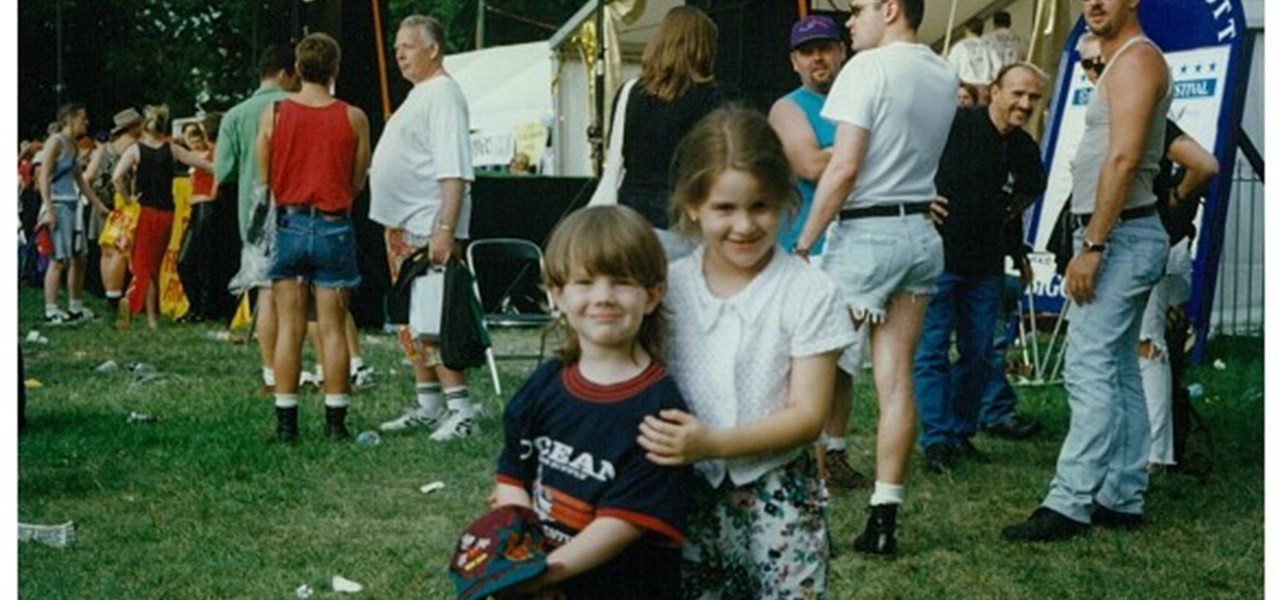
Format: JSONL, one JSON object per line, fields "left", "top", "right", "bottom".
{"left": 1081, "top": 238, "right": 1106, "bottom": 253}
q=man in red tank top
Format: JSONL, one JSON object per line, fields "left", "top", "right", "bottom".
{"left": 254, "top": 32, "right": 372, "bottom": 444}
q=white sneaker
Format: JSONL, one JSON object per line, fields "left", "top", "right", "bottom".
{"left": 429, "top": 408, "right": 480, "bottom": 441}
{"left": 379, "top": 405, "right": 445, "bottom": 432}
{"left": 68, "top": 307, "right": 96, "bottom": 323}
{"left": 299, "top": 370, "right": 324, "bottom": 388}
{"left": 350, "top": 366, "right": 376, "bottom": 390}
{"left": 44, "top": 309, "right": 72, "bottom": 326}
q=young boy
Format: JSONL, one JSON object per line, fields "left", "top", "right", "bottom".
{"left": 489, "top": 206, "right": 692, "bottom": 599}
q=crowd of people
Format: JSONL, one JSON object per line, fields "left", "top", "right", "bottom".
{"left": 21, "top": 1, "right": 1216, "bottom": 597}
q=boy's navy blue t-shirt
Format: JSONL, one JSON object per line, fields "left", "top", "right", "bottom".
{"left": 497, "top": 358, "right": 693, "bottom": 600}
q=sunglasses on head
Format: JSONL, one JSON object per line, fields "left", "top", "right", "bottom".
{"left": 1081, "top": 57, "right": 1105, "bottom": 75}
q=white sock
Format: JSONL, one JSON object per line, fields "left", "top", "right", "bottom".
{"left": 274, "top": 394, "right": 298, "bottom": 409}
{"left": 324, "top": 394, "right": 350, "bottom": 408}
{"left": 350, "top": 356, "right": 365, "bottom": 372}
{"left": 870, "top": 482, "right": 904, "bottom": 506}
{"left": 416, "top": 383, "right": 443, "bottom": 413}
{"left": 826, "top": 437, "right": 847, "bottom": 452}
{"left": 263, "top": 367, "right": 276, "bottom": 387}
{"left": 313, "top": 364, "right": 324, "bottom": 381}
{"left": 69, "top": 299, "right": 84, "bottom": 313}
{"left": 45, "top": 304, "right": 60, "bottom": 317}
{"left": 444, "top": 386, "right": 473, "bottom": 414}
{"left": 105, "top": 290, "right": 122, "bottom": 299}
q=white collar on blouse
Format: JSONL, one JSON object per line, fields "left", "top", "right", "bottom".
{"left": 686, "top": 244, "right": 788, "bottom": 333}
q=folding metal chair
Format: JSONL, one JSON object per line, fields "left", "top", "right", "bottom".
{"left": 466, "top": 238, "right": 557, "bottom": 395}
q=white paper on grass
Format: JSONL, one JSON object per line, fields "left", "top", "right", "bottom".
{"left": 409, "top": 268, "right": 445, "bottom": 339}
{"left": 332, "top": 575, "right": 363, "bottom": 593}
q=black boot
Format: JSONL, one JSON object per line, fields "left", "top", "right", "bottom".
{"left": 324, "top": 405, "right": 351, "bottom": 440}
{"left": 853, "top": 503, "right": 898, "bottom": 557}
{"left": 274, "top": 406, "right": 299, "bottom": 444}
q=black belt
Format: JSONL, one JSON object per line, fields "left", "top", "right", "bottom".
{"left": 281, "top": 204, "right": 350, "bottom": 219}
{"left": 839, "top": 202, "right": 932, "bottom": 221}
{"left": 1072, "top": 205, "right": 1157, "bottom": 229}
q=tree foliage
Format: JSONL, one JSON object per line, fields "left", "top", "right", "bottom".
{"left": 19, "top": 0, "right": 582, "bottom": 141}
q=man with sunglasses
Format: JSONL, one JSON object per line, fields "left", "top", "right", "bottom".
{"left": 795, "top": 0, "right": 957, "bottom": 557}
{"left": 1003, "top": 0, "right": 1172, "bottom": 543}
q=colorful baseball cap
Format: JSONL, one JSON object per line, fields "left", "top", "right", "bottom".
{"left": 790, "top": 15, "right": 842, "bottom": 49}
{"left": 449, "top": 506, "right": 548, "bottom": 600}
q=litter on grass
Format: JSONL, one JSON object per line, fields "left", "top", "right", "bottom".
{"left": 24, "top": 379, "right": 43, "bottom": 389}
{"left": 295, "top": 584, "right": 313, "bottom": 599}
{"left": 126, "top": 411, "right": 157, "bottom": 424}
{"left": 25, "top": 330, "right": 48, "bottom": 345}
{"left": 94, "top": 360, "right": 120, "bottom": 373}
{"left": 1212, "top": 359, "right": 1227, "bottom": 370}
{"left": 18, "top": 521, "right": 76, "bottom": 548}
{"left": 419, "top": 481, "right": 446, "bottom": 495}
{"left": 205, "top": 330, "right": 235, "bottom": 342}
{"left": 332, "top": 575, "right": 363, "bottom": 593}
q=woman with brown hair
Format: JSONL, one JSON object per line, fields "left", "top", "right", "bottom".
{"left": 615, "top": 5, "right": 722, "bottom": 258}
{"left": 111, "top": 104, "right": 213, "bottom": 329}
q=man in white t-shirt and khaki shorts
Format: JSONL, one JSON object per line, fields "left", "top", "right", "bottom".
{"left": 795, "top": 0, "right": 957, "bottom": 557}
{"left": 369, "top": 14, "right": 480, "bottom": 441}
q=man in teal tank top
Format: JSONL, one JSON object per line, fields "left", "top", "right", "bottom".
{"left": 769, "top": 15, "right": 844, "bottom": 257}
{"left": 768, "top": 16, "right": 870, "bottom": 493}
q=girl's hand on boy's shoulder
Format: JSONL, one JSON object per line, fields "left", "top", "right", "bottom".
{"left": 638, "top": 409, "right": 714, "bottom": 466}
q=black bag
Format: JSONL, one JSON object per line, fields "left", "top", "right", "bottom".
{"left": 440, "top": 258, "right": 491, "bottom": 371}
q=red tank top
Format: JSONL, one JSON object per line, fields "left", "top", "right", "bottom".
{"left": 191, "top": 149, "right": 215, "bottom": 197}
{"left": 269, "top": 99, "right": 356, "bottom": 213}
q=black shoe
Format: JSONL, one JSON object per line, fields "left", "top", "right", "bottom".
{"left": 853, "top": 503, "right": 898, "bottom": 557}
{"left": 324, "top": 406, "right": 351, "bottom": 441}
{"left": 952, "top": 438, "right": 989, "bottom": 464}
{"left": 824, "top": 449, "right": 871, "bottom": 489}
{"left": 1002, "top": 507, "right": 1089, "bottom": 542}
{"left": 273, "top": 406, "right": 299, "bottom": 444}
{"left": 922, "top": 443, "right": 956, "bottom": 474}
{"left": 1092, "top": 504, "right": 1143, "bottom": 530}
{"left": 982, "top": 415, "right": 1043, "bottom": 440}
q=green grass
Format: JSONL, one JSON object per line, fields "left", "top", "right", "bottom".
{"left": 18, "top": 288, "right": 1263, "bottom": 598}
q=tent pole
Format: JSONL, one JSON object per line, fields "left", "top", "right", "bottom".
{"left": 943, "top": 0, "right": 959, "bottom": 55}
{"left": 1028, "top": 0, "right": 1048, "bottom": 63}
{"left": 593, "top": 0, "right": 606, "bottom": 177}
{"left": 370, "top": 0, "right": 392, "bottom": 120}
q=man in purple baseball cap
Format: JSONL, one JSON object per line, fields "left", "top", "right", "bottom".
{"left": 770, "top": 16, "right": 868, "bottom": 494}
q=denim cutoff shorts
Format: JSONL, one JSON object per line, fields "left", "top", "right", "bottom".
{"left": 821, "top": 211, "right": 944, "bottom": 324}
{"left": 269, "top": 210, "right": 361, "bottom": 289}
{"left": 50, "top": 200, "right": 86, "bottom": 260}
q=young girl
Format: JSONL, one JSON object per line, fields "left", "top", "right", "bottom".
{"left": 491, "top": 205, "right": 694, "bottom": 599}
{"left": 638, "top": 107, "right": 855, "bottom": 599}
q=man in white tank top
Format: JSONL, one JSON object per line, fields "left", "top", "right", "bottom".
{"left": 1003, "top": 0, "right": 1171, "bottom": 543}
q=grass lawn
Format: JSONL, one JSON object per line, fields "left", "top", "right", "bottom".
{"left": 17, "top": 288, "right": 1264, "bottom": 598}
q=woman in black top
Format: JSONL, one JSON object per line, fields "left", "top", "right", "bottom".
{"left": 616, "top": 6, "right": 722, "bottom": 257}
{"left": 111, "top": 105, "right": 212, "bottom": 329}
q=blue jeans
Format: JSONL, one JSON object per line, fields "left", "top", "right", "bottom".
{"left": 978, "top": 275, "right": 1024, "bottom": 427}
{"left": 1043, "top": 216, "right": 1168, "bottom": 522}
{"left": 269, "top": 210, "right": 361, "bottom": 289}
{"left": 913, "top": 271, "right": 1002, "bottom": 447}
